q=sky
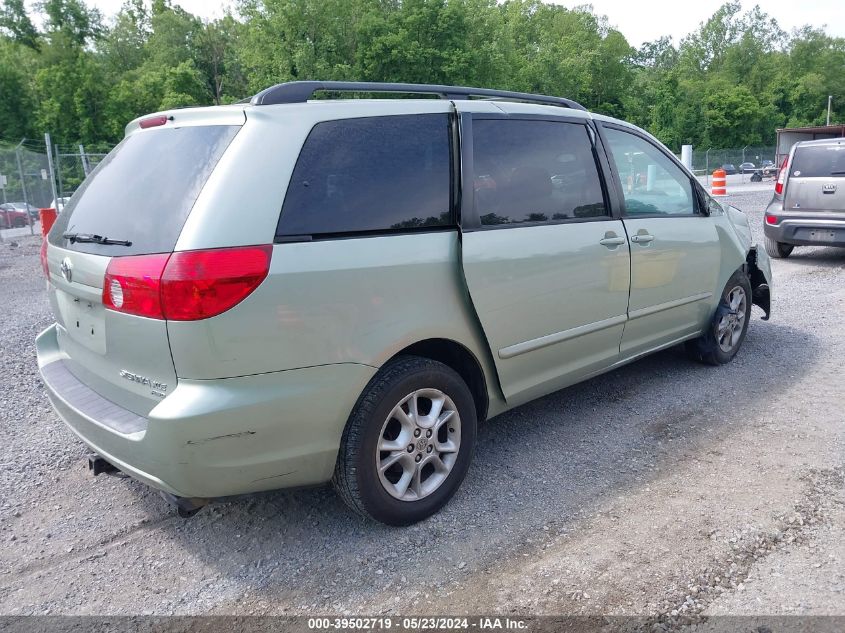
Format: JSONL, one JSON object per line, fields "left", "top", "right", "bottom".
{"left": 555, "top": 0, "right": 845, "bottom": 46}
{"left": 27, "top": 0, "right": 845, "bottom": 48}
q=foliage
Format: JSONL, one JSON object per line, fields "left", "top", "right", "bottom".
{"left": 0, "top": 0, "right": 842, "bottom": 149}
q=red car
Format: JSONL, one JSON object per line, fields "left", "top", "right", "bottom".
{"left": 0, "top": 203, "right": 30, "bottom": 229}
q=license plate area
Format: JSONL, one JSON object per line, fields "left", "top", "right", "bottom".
{"left": 808, "top": 230, "right": 836, "bottom": 242}
{"left": 56, "top": 289, "right": 107, "bottom": 354}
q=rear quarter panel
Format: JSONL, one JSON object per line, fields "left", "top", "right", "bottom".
{"left": 166, "top": 232, "right": 506, "bottom": 416}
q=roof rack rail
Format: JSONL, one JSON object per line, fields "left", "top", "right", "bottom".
{"left": 249, "top": 81, "right": 587, "bottom": 111}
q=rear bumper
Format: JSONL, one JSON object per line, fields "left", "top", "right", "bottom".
{"left": 36, "top": 324, "right": 376, "bottom": 498}
{"left": 764, "top": 213, "right": 845, "bottom": 247}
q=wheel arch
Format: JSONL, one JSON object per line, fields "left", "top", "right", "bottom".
{"left": 386, "top": 338, "right": 490, "bottom": 424}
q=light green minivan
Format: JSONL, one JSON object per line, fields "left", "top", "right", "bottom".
{"left": 36, "top": 82, "right": 772, "bottom": 525}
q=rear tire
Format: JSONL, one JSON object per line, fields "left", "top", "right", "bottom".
{"left": 764, "top": 236, "right": 793, "bottom": 259}
{"left": 686, "top": 270, "right": 752, "bottom": 366}
{"left": 333, "top": 356, "right": 477, "bottom": 526}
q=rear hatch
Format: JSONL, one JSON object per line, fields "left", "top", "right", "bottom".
{"left": 45, "top": 116, "right": 243, "bottom": 416}
{"left": 784, "top": 142, "right": 845, "bottom": 213}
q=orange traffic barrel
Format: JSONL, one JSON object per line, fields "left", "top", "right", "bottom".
{"left": 711, "top": 169, "right": 727, "bottom": 196}
{"left": 40, "top": 208, "right": 57, "bottom": 236}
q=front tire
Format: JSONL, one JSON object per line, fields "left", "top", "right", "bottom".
{"left": 333, "top": 356, "right": 477, "bottom": 526}
{"left": 764, "top": 235, "right": 793, "bottom": 259}
{"left": 686, "top": 270, "right": 752, "bottom": 366}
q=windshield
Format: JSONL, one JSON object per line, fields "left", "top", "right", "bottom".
{"left": 791, "top": 144, "right": 845, "bottom": 178}
{"left": 49, "top": 125, "right": 240, "bottom": 256}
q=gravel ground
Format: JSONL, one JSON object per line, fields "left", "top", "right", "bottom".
{"left": 1, "top": 184, "right": 843, "bottom": 624}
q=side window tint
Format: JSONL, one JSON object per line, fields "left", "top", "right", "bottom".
{"left": 278, "top": 114, "right": 451, "bottom": 236}
{"left": 604, "top": 128, "right": 695, "bottom": 216}
{"left": 472, "top": 120, "right": 607, "bottom": 226}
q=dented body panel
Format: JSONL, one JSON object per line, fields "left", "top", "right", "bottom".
{"left": 715, "top": 203, "right": 772, "bottom": 319}
{"left": 37, "top": 323, "right": 377, "bottom": 497}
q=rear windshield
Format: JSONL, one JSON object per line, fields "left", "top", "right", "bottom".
{"left": 791, "top": 144, "right": 845, "bottom": 178}
{"left": 50, "top": 125, "right": 240, "bottom": 256}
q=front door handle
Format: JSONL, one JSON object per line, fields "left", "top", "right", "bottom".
{"left": 599, "top": 232, "right": 626, "bottom": 248}
{"left": 630, "top": 233, "right": 655, "bottom": 244}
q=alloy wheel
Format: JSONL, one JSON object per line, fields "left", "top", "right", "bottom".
{"left": 376, "top": 388, "right": 461, "bottom": 502}
{"left": 716, "top": 285, "right": 747, "bottom": 353}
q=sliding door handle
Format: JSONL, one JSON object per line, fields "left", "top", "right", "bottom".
{"left": 599, "top": 235, "right": 626, "bottom": 247}
{"left": 630, "top": 233, "right": 654, "bottom": 244}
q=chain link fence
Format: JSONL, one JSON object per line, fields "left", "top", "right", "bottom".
{"left": 0, "top": 137, "right": 110, "bottom": 239}
{"left": 689, "top": 146, "right": 776, "bottom": 176}
{"left": 53, "top": 143, "right": 109, "bottom": 201}
{"left": 0, "top": 140, "right": 53, "bottom": 235}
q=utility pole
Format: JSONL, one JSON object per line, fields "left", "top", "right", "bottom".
{"left": 828, "top": 96, "right": 833, "bottom": 126}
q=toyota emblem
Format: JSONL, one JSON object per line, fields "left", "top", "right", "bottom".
{"left": 60, "top": 257, "right": 73, "bottom": 283}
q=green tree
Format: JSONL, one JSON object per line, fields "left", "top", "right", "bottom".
{"left": 40, "top": 0, "right": 103, "bottom": 46}
{"left": 99, "top": 0, "right": 151, "bottom": 73}
{"left": 0, "top": 38, "right": 36, "bottom": 138}
{"left": 0, "top": 0, "right": 842, "bottom": 152}
{"left": 195, "top": 16, "right": 248, "bottom": 104}
{"left": 0, "top": 0, "right": 39, "bottom": 49}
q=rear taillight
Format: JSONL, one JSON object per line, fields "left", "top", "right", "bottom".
{"left": 775, "top": 157, "right": 788, "bottom": 195}
{"left": 161, "top": 245, "right": 272, "bottom": 320}
{"left": 103, "top": 253, "right": 169, "bottom": 319}
{"left": 40, "top": 240, "right": 49, "bottom": 278}
{"left": 102, "top": 245, "right": 272, "bottom": 321}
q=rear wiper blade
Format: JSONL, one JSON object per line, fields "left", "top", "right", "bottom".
{"left": 62, "top": 232, "right": 132, "bottom": 246}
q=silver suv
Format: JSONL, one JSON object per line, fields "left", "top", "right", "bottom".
{"left": 764, "top": 138, "right": 845, "bottom": 258}
{"left": 37, "top": 82, "right": 772, "bottom": 525}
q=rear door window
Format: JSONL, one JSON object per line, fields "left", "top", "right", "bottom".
{"left": 472, "top": 119, "right": 607, "bottom": 226}
{"left": 50, "top": 125, "right": 240, "bottom": 256}
{"left": 791, "top": 145, "right": 845, "bottom": 177}
{"left": 277, "top": 114, "right": 452, "bottom": 238}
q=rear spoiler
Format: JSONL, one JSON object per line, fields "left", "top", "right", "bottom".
{"left": 125, "top": 107, "right": 247, "bottom": 137}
